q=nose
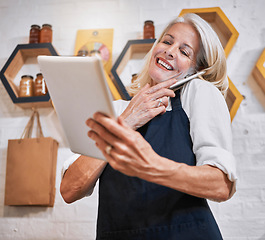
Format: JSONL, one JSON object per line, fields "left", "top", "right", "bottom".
{"left": 164, "top": 46, "right": 177, "bottom": 60}
{"left": 165, "top": 50, "right": 173, "bottom": 59}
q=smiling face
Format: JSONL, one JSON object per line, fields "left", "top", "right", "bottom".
{"left": 148, "top": 22, "right": 200, "bottom": 85}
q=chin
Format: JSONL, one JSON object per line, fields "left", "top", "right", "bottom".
{"left": 149, "top": 70, "right": 164, "bottom": 84}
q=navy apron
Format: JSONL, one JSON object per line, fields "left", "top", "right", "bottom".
{"left": 96, "top": 90, "right": 223, "bottom": 240}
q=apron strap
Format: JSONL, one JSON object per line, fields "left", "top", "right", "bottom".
{"left": 170, "top": 89, "right": 182, "bottom": 111}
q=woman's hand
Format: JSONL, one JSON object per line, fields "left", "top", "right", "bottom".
{"left": 86, "top": 113, "right": 166, "bottom": 180}
{"left": 121, "top": 79, "right": 177, "bottom": 130}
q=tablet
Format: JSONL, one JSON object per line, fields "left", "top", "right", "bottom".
{"left": 38, "top": 55, "right": 116, "bottom": 160}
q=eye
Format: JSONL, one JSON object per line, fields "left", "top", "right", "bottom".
{"left": 162, "top": 40, "right": 171, "bottom": 45}
{"left": 180, "top": 49, "right": 189, "bottom": 58}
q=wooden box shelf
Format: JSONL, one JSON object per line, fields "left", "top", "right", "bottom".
{"left": 179, "top": 7, "right": 239, "bottom": 58}
{"left": 252, "top": 48, "right": 265, "bottom": 93}
{"left": 0, "top": 43, "right": 58, "bottom": 108}
{"left": 111, "top": 39, "right": 156, "bottom": 100}
{"left": 226, "top": 77, "right": 244, "bottom": 121}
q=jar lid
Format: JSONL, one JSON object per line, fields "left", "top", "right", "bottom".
{"left": 21, "top": 75, "right": 33, "bottom": 79}
{"left": 77, "top": 50, "right": 89, "bottom": 56}
{"left": 144, "top": 20, "right": 154, "bottom": 24}
{"left": 42, "top": 24, "right": 52, "bottom": 28}
{"left": 31, "top": 24, "right": 41, "bottom": 29}
{"left": 90, "top": 50, "right": 100, "bottom": 54}
{"left": 36, "top": 73, "right": 43, "bottom": 77}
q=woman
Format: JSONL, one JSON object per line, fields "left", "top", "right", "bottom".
{"left": 60, "top": 13, "right": 237, "bottom": 239}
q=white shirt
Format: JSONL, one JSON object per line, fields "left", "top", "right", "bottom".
{"left": 62, "top": 78, "right": 237, "bottom": 197}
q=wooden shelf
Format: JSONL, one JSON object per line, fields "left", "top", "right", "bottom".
{"left": 252, "top": 48, "right": 265, "bottom": 93}
{"left": 0, "top": 43, "right": 58, "bottom": 108}
{"left": 226, "top": 77, "right": 243, "bottom": 121}
{"left": 179, "top": 7, "right": 239, "bottom": 58}
{"left": 179, "top": 7, "right": 242, "bottom": 120}
{"left": 111, "top": 39, "right": 156, "bottom": 100}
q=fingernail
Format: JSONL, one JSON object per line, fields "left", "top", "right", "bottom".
{"left": 86, "top": 119, "right": 91, "bottom": 126}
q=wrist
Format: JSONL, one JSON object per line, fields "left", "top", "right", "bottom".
{"left": 143, "top": 156, "right": 181, "bottom": 184}
{"left": 120, "top": 113, "right": 138, "bottom": 130}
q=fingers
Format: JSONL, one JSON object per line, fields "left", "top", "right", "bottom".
{"left": 131, "top": 84, "right": 174, "bottom": 109}
{"left": 87, "top": 129, "right": 112, "bottom": 162}
{"left": 151, "top": 88, "right": 175, "bottom": 102}
{"left": 87, "top": 115, "right": 141, "bottom": 167}
{"left": 130, "top": 80, "right": 175, "bottom": 109}
{"left": 87, "top": 119, "right": 114, "bottom": 150}
{"left": 88, "top": 130, "right": 109, "bottom": 154}
{"left": 142, "top": 81, "right": 176, "bottom": 106}
{"left": 145, "top": 78, "right": 177, "bottom": 95}
{"left": 86, "top": 116, "right": 132, "bottom": 153}
{"left": 87, "top": 113, "right": 139, "bottom": 148}
{"left": 155, "top": 96, "right": 169, "bottom": 108}
{"left": 120, "top": 83, "right": 172, "bottom": 130}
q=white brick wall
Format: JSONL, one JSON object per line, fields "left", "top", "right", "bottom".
{"left": 0, "top": 0, "right": 265, "bottom": 239}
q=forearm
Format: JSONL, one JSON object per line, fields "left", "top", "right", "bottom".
{"left": 145, "top": 158, "right": 232, "bottom": 202}
{"left": 60, "top": 155, "right": 106, "bottom": 204}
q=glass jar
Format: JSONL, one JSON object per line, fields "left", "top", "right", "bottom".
{"left": 131, "top": 73, "right": 138, "bottom": 84}
{"left": 40, "top": 24, "right": 53, "bottom": 43}
{"left": 34, "top": 73, "right": 48, "bottom": 96}
{"left": 144, "top": 20, "right": 155, "bottom": 39}
{"left": 29, "top": 24, "right": 40, "bottom": 43}
{"left": 19, "top": 75, "right": 34, "bottom": 97}
{"left": 77, "top": 50, "right": 89, "bottom": 56}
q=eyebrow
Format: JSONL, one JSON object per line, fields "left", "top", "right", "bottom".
{"left": 165, "top": 33, "right": 174, "bottom": 40}
{"left": 164, "top": 33, "right": 195, "bottom": 54}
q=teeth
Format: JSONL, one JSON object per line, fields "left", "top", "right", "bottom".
{"left": 158, "top": 59, "right": 173, "bottom": 70}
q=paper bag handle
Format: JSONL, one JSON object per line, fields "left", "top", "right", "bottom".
{"left": 20, "top": 109, "right": 44, "bottom": 139}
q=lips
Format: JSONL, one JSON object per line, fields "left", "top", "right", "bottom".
{"left": 156, "top": 57, "right": 174, "bottom": 71}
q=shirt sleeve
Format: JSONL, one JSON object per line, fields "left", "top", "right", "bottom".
{"left": 112, "top": 99, "right": 130, "bottom": 116}
{"left": 181, "top": 79, "right": 237, "bottom": 198}
{"left": 61, "top": 153, "right": 81, "bottom": 179}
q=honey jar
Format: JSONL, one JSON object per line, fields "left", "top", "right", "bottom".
{"left": 77, "top": 50, "right": 89, "bottom": 56}
{"left": 144, "top": 20, "right": 155, "bottom": 39}
{"left": 19, "top": 75, "right": 34, "bottom": 97}
{"left": 40, "top": 24, "right": 53, "bottom": 43}
{"left": 131, "top": 73, "right": 138, "bottom": 83}
{"left": 29, "top": 24, "right": 40, "bottom": 43}
{"left": 34, "top": 73, "right": 48, "bottom": 96}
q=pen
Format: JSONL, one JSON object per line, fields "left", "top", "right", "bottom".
{"left": 169, "top": 70, "right": 206, "bottom": 91}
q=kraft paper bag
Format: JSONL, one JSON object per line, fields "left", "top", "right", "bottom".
{"left": 4, "top": 110, "right": 58, "bottom": 206}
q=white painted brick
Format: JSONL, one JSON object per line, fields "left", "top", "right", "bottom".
{"left": 239, "top": 169, "right": 265, "bottom": 187}
{"left": 66, "top": 221, "right": 96, "bottom": 239}
{"left": 242, "top": 201, "right": 265, "bottom": 221}
{"left": 0, "top": 0, "right": 265, "bottom": 239}
{"left": 18, "top": 220, "right": 66, "bottom": 239}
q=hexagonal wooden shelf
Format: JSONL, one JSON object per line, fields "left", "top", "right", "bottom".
{"left": 179, "top": 7, "right": 239, "bottom": 58}
{"left": 111, "top": 38, "right": 156, "bottom": 100}
{"left": 252, "top": 48, "right": 265, "bottom": 93}
{"left": 0, "top": 43, "right": 58, "bottom": 108}
{"left": 226, "top": 77, "right": 244, "bottom": 121}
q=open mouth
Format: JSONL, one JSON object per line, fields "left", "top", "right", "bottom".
{"left": 156, "top": 58, "right": 174, "bottom": 71}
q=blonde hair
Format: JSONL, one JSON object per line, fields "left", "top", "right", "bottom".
{"left": 127, "top": 13, "right": 228, "bottom": 97}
